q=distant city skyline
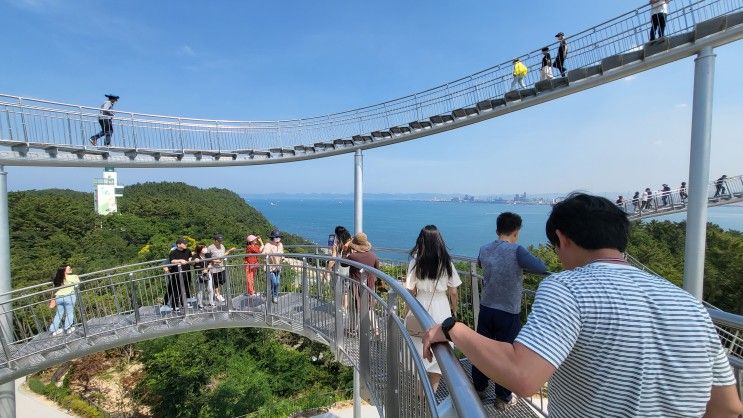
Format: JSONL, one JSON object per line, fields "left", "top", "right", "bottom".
{"left": 1, "top": 0, "right": 741, "bottom": 196}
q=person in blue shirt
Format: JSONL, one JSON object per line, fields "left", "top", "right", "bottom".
{"left": 472, "top": 212, "right": 547, "bottom": 410}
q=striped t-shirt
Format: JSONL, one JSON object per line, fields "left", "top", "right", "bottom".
{"left": 515, "top": 262, "right": 735, "bottom": 418}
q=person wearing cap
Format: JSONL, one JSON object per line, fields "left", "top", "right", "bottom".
{"left": 540, "top": 47, "right": 554, "bottom": 81}
{"left": 342, "top": 232, "right": 380, "bottom": 334}
{"left": 679, "top": 181, "right": 688, "bottom": 203}
{"left": 208, "top": 234, "right": 236, "bottom": 303}
{"left": 661, "top": 183, "right": 672, "bottom": 206}
{"left": 510, "top": 58, "right": 528, "bottom": 91}
{"left": 552, "top": 32, "right": 568, "bottom": 78}
{"left": 244, "top": 234, "right": 264, "bottom": 296}
{"left": 89, "top": 94, "right": 119, "bottom": 146}
{"left": 262, "top": 230, "right": 285, "bottom": 304}
{"left": 166, "top": 238, "right": 192, "bottom": 310}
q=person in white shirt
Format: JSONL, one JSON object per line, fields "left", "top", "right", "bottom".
{"left": 649, "top": 0, "right": 671, "bottom": 41}
{"left": 89, "top": 94, "right": 119, "bottom": 146}
{"left": 262, "top": 230, "right": 285, "bottom": 304}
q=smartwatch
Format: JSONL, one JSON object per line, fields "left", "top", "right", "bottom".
{"left": 441, "top": 316, "right": 459, "bottom": 342}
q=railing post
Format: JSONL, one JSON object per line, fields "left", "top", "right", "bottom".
{"left": 385, "top": 290, "right": 400, "bottom": 418}
{"left": 129, "top": 273, "right": 140, "bottom": 324}
{"left": 74, "top": 285, "right": 89, "bottom": 337}
{"left": 4, "top": 106, "right": 14, "bottom": 141}
{"left": 66, "top": 114, "right": 73, "bottom": 146}
{"left": 223, "top": 261, "right": 233, "bottom": 311}
{"left": 470, "top": 261, "right": 480, "bottom": 330}
{"left": 333, "top": 263, "right": 345, "bottom": 359}
{"left": 265, "top": 261, "right": 272, "bottom": 324}
{"left": 314, "top": 247, "right": 322, "bottom": 300}
{"left": 215, "top": 121, "right": 221, "bottom": 152}
{"left": 17, "top": 98, "right": 28, "bottom": 143}
{"left": 302, "top": 257, "right": 309, "bottom": 328}
{"left": 358, "top": 277, "right": 370, "bottom": 390}
{"left": 177, "top": 265, "right": 188, "bottom": 316}
{"left": 78, "top": 106, "right": 85, "bottom": 146}
{"left": 130, "top": 113, "right": 138, "bottom": 149}
{"left": 177, "top": 118, "right": 184, "bottom": 152}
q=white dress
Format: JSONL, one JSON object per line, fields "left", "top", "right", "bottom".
{"left": 405, "top": 259, "right": 462, "bottom": 374}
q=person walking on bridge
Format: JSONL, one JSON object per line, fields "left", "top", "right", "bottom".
{"left": 510, "top": 58, "right": 528, "bottom": 91}
{"left": 472, "top": 212, "right": 547, "bottom": 410}
{"left": 540, "top": 47, "right": 554, "bottom": 81}
{"left": 714, "top": 174, "right": 728, "bottom": 198}
{"left": 423, "top": 193, "right": 743, "bottom": 418}
{"left": 553, "top": 32, "right": 568, "bottom": 77}
{"left": 89, "top": 94, "right": 119, "bottom": 147}
{"left": 48, "top": 265, "right": 80, "bottom": 336}
{"left": 679, "top": 181, "right": 688, "bottom": 203}
{"left": 649, "top": 0, "right": 671, "bottom": 41}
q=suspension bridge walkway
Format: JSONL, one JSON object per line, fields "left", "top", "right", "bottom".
{"left": 0, "top": 249, "right": 740, "bottom": 417}
{"left": 0, "top": 0, "right": 741, "bottom": 167}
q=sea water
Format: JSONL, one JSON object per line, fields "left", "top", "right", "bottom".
{"left": 247, "top": 198, "right": 743, "bottom": 257}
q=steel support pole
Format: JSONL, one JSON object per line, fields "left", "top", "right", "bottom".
{"left": 352, "top": 149, "right": 363, "bottom": 418}
{"left": 0, "top": 167, "right": 14, "bottom": 418}
{"left": 683, "top": 47, "right": 716, "bottom": 300}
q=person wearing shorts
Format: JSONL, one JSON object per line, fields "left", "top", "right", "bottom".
{"left": 208, "top": 234, "right": 236, "bottom": 303}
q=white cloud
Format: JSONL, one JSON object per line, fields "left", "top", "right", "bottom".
{"left": 177, "top": 45, "right": 196, "bottom": 57}
{"left": 674, "top": 103, "right": 688, "bottom": 108}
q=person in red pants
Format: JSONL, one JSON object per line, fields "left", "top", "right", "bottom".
{"left": 244, "top": 234, "right": 264, "bottom": 295}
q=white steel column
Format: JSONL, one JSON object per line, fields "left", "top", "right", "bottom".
{"left": 352, "top": 149, "right": 363, "bottom": 418}
{"left": 0, "top": 167, "right": 14, "bottom": 418}
{"left": 683, "top": 47, "right": 716, "bottom": 300}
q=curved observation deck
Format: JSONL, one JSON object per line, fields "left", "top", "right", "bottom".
{"left": 0, "top": 247, "right": 740, "bottom": 417}
{"left": 0, "top": 0, "right": 742, "bottom": 167}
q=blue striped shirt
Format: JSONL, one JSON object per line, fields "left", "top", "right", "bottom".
{"left": 515, "top": 262, "right": 735, "bottom": 418}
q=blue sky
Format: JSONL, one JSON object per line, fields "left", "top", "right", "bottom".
{"left": 1, "top": 0, "right": 741, "bottom": 196}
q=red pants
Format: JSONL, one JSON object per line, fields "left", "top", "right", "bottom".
{"left": 245, "top": 265, "right": 258, "bottom": 295}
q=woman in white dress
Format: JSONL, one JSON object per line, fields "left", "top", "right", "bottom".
{"left": 405, "top": 225, "right": 461, "bottom": 392}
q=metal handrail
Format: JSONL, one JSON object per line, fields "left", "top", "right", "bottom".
{"left": 0, "top": 252, "right": 487, "bottom": 417}
{"left": 0, "top": 0, "right": 741, "bottom": 156}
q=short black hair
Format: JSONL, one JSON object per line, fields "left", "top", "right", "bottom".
{"left": 496, "top": 212, "right": 522, "bottom": 235}
{"left": 546, "top": 193, "right": 629, "bottom": 251}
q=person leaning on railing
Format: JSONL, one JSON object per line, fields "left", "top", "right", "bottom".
{"left": 423, "top": 193, "right": 743, "bottom": 418}
{"left": 48, "top": 265, "right": 80, "bottom": 336}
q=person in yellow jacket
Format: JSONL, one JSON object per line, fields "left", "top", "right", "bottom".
{"left": 511, "top": 58, "right": 528, "bottom": 91}
{"left": 48, "top": 265, "right": 81, "bottom": 336}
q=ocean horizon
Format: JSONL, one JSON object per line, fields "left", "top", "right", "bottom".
{"left": 245, "top": 197, "right": 743, "bottom": 257}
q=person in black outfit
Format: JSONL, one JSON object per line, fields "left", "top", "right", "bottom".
{"left": 661, "top": 184, "right": 671, "bottom": 206}
{"left": 553, "top": 32, "right": 568, "bottom": 77}
{"left": 166, "top": 238, "right": 192, "bottom": 310}
{"left": 540, "top": 47, "right": 553, "bottom": 81}
{"left": 89, "top": 94, "right": 119, "bottom": 146}
{"left": 632, "top": 192, "right": 641, "bottom": 212}
{"left": 714, "top": 175, "right": 728, "bottom": 197}
{"left": 679, "top": 182, "right": 688, "bottom": 203}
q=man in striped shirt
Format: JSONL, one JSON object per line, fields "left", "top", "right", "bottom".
{"left": 424, "top": 193, "right": 742, "bottom": 417}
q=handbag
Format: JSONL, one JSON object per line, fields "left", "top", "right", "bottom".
{"left": 404, "top": 275, "right": 441, "bottom": 338}
{"left": 540, "top": 65, "right": 554, "bottom": 80}
{"left": 48, "top": 298, "right": 57, "bottom": 309}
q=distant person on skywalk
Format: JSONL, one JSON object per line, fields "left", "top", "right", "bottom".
{"left": 262, "top": 230, "right": 285, "bottom": 304}
{"left": 423, "top": 193, "right": 743, "bottom": 418}
{"left": 632, "top": 191, "right": 641, "bottom": 212}
{"left": 48, "top": 265, "right": 80, "bottom": 336}
{"left": 661, "top": 184, "right": 671, "bottom": 206}
{"left": 540, "top": 47, "right": 554, "bottom": 81}
{"left": 208, "top": 234, "right": 236, "bottom": 303}
{"left": 244, "top": 234, "right": 264, "bottom": 296}
{"left": 649, "top": 0, "right": 671, "bottom": 41}
{"left": 679, "top": 181, "right": 688, "bottom": 203}
{"left": 166, "top": 238, "right": 192, "bottom": 311}
{"left": 643, "top": 187, "right": 655, "bottom": 210}
{"left": 472, "top": 212, "right": 547, "bottom": 410}
{"left": 89, "top": 94, "right": 119, "bottom": 147}
{"left": 404, "top": 225, "right": 461, "bottom": 393}
{"left": 714, "top": 174, "right": 728, "bottom": 198}
{"left": 510, "top": 58, "right": 528, "bottom": 91}
{"left": 552, "top": 32, "right": 568, "bottom": 77}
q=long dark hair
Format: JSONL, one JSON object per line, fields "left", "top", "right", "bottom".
{"left": 335, "top": 226, "right": 352, "bottom": 245}
{"left": 409, "top": 225, "right": 453, "bottom": 280}
{"left": 53, "top": 266, "right": 68, "bottom": 288}
{"left": 193, "top": 244, "right": 207, "bottom": 259}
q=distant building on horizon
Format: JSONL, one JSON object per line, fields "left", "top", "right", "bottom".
{"left": 93, "top": 168, "right": 124, "bottom": 215}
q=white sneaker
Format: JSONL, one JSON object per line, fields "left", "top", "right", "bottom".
{"left": 66, "top": 326, "right": 76, "bottom": 334}
{"left": 51, "top": 329, "right": 63, "bottom": 337}
{"left": 216, "top": 294, "right": 225, "bottom": 302}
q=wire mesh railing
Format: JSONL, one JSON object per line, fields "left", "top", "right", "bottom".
{"left": 0, "top": 0, "right": 741, "bottom": 157}
{"left": 0, "top": 253, "right": 486, "bottom": 418}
